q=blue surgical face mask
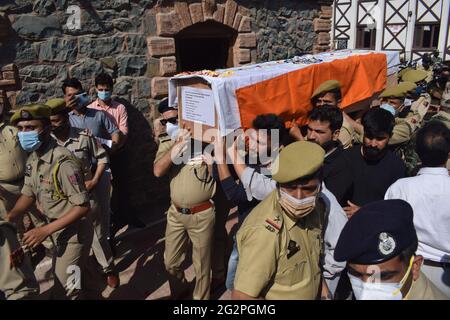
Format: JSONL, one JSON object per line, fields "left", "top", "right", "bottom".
{"left": 75, "top": 92, "right": 90, "bottom": 109}
{"left": 18, "top": 130, "right": 42, "bottom": 152}
{"left": 380, "top": 103, "right": 397, "bottom": 116}
{"left": 97, "top": 90, "right": 112, "bottom": 101}
{"left": 75, "top": 92, "right": 90, "bottom": 110}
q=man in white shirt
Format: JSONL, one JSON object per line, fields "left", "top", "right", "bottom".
{"left": 226, "top": 124, "right": 348, "bottom": 299}
{"left": 385, "top": 121, "right": 450, "bottom": 297}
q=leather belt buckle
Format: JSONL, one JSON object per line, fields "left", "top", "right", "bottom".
{"left": 180, "top": 207, "right": 191, "bottom": 215}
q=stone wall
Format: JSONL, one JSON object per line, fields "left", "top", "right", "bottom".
{"left": 0, "top": 0, "right": 168, "bottom": 222}
{"left": 238, "top": 0, "right": 332, "bottom": 61}
{"left": 0, "top": 0, "right": 332, "bottom": 223}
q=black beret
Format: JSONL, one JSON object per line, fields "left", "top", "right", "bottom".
{"left": 334, "top": 199, "right": 418, "bottom": 264}
{"left": 158, "top": 98, "right": 176, "bottom": 114}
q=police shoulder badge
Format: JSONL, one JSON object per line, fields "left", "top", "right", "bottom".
{"left": 378, "top": 232, "right": 396, "bottom": 256}
{"left": 265, "top": 218, "right": 281, "bottom": 233}
{"left": 25, "top": 164, "right": 32, "bottom": 177}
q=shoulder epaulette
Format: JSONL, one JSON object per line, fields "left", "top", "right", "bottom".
{"left": 265, "top": 216, "right": 282, "bottom": 233}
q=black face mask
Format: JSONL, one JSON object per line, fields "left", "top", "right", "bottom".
{"left": 52, "top": 123, "right": 69, "bottom": 136}
{"left": 362, "top": 144, "right": 387, "bottom": 161}
{"left": 437, "top": 76, "right": 448, "bottom": 89}
{"left": 308, "top": 139, "right": 336, "bottom": 153}
{"left": 320, "top": 103, "right": 337, "bottom": 108}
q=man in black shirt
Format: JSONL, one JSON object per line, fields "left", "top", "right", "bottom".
{"left": 306, "top": 106, "right": 351, "bottom": 206}
{"left": 342, "top": 108, "right": 407, "bottom": 218}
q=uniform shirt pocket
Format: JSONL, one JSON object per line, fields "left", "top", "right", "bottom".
{"left": 276, "top": 248, "right": 308, "bottom": 286}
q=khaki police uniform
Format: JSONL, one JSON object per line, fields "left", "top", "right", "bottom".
{"left": 155, "top": 136, "right": 216, "bottom": 300}
{"left": 339, "top": 117, "right": 354, "bottom": 149}
{"left": 234, "top": 191, "right": 325, "bottom": 299}
{"left": 21, "top": 137, "right": 93, "bottom": 299}
{"left": 431, "top": 110, "right": 450, "bottom": 128}
{"left": 0, "top": 220, "right": 39, "bottom": 300}
{"left": 353, "top": 86, "right": 428, "bottom": 147}
{"left": 234, "top": 141, "right": 326, "bottom": 299}
{"left": 383, "top": 85, "right": 428, "bottom": 146}
{"left": 389, "top": 113, "right": 422, "bottom": 146}
{"left": 416, "top": 65, "right": 434, "bottom": 83}
{"left": 52, "top": 127, "right": 114, "bottom": 275}
{"left": 0, "top": 121, "right": 27, "bottom": 219}
{"left": 405, "top": 271, "right": 448, "bottom": 300}
{"left": 401, "top": 69, "right": 429, "bottom": 84}
{"left": 46, "top": 97, "right": 115, "bottom": 276}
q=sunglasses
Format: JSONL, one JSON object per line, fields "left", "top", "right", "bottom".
{"left": 160, "top": 117, "right": 178, "bottom": 126}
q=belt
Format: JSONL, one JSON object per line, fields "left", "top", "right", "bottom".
{"left": 174, "top": 201, "right": 213, "bottom": 215}
{"left": 424, "top": 259, "right": 450, "bottom": 268}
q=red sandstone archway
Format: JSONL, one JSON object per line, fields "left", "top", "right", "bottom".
{"left": 148, "top": 0, "right": 257, "bottom": 98}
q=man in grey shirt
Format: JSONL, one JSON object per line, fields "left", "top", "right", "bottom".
{"left": 69, "top": 108, "right": 119, "bottom": 141}
{"left": 62, "top": 78, "right": 120, "bottom": 145}
{"left": 61, "top": 78, "right": 121, "bottom": 259}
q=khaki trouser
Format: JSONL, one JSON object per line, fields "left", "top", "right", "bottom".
{"left": 0, "top": 224, "right": 39, "bottom": 300}
{"left": 90, "top": 173, "right": 115, "bottom": 274}
{"left": 50, "top": 218, "right": 93, "bottom": 300}
{"left": 90, "top": 197, "right": 115, "bottom": 274}
{"left": 164, "top": 204, "right": 215, "bottom": 300}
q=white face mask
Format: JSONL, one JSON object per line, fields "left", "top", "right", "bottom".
{"left": 279, "top": 189, "right": 319, "bottom": 220}
{"left": 349, "top": 256, "right": 414, "bottom": 300}
{"left": 280, "top": 190, "right": 316, "bottom": 206}
{"left": 380, "top": 103, "right": 398, "bottom": 116}
{"left": 404, "top": 98, "right": 413, "bottom": 107}
{"left": 166, "top": 122, "right": 180, "bottom": 140}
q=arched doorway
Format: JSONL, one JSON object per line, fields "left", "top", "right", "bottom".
{"left": 147, "top": 1, "right": 257, "bottom": 98}
{"left": 175, "top": 20, "right": 238, "bottom": 72}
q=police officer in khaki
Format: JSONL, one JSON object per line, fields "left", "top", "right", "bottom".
{"left": 378, "top": 85, "right": 428, "bottom": 146}
{"left": 6, "top": 104, "right": 93, "bottom": 300}
{"left": 334, "top": 199, "right": 447, "bottom": 300}
{"left": 46, "top": 98, "right": 119, "bottom": 289}
{"left": 232, "top": 141, "right": 326, "bottom": 300}
{"left": 348, "top": 84, "right": 429, "bottom": 146}
{"left": 153, "top": 107, "right": 216, "bottom": 300}
{"left": 401, "top": 69, "right": 429, "bottom": 86}
{"left": 0, "top": 219, "right": 39, "bottom": 300}
{"left": 0, "top": 101, "right": 28, "bottom": 220}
